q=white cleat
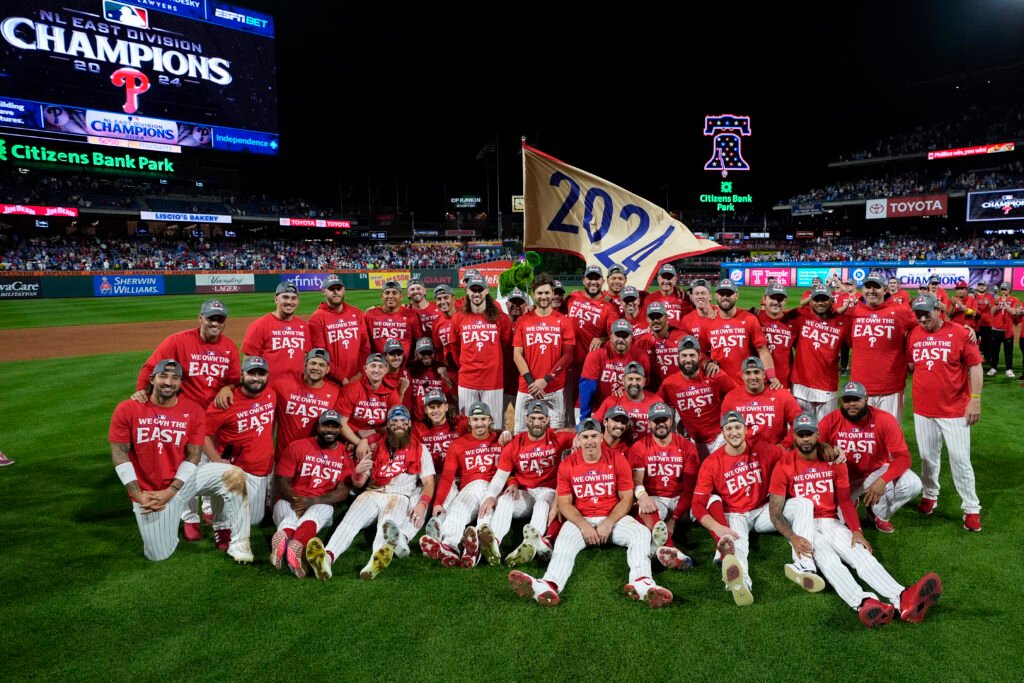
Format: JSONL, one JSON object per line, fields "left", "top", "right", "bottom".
{"left": 650, "top": 520, "right": 669, "bottom": 555}
{"left": 382, "top": 520, "right": 409, "bottom": 558}
{"left": 986, "top": 368, "right": 997, "bottom": 377}
{"left": 1007, "top": 369, "right": 1017, "bottom": 379}
{"left": 721, "top": 553, "right": 753, "bottom": 606}
{"left": 425, "top": 517, "right": 442, "bottom": 541}
{"left": 227, "top": 539, "right": 254, "bottom": 564}
{"left": 305, "top": 537, "right": 333, "bottom": 581}
{"left": 360, "top": 545, "right": 394, "bottom": 580}
{"left": 785, "top": 563, "right": 826, "bottom": 593}
{"left": 477, "top": 524, "right": 502, "bottom": 566}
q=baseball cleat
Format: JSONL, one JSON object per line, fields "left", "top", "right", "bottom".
{"left": 508, "top": 570, "right": 559, "bottom": 606}
{"left": 286, "top": 539, "right": 308, "bottom": 579}
{"left": 305, "top": 537, "right": 333, "bottom": 581}
{"left": 963, "top": 513, "right": 982, "bottom": 532}
{"left": 504, "top": 541, "right": 537, "bottom": 568}
{"left": 477, "top": 524, "right": 502, "bottom": 566}
{"left": 873, "top": 516, "right": 895, "bottom": 534}
{"left": 424, "top": 517, "right": 442, "bottom": 541}
{"left": 437, "top": 542, "right": 461, "bottom": 568}
{"left": 382, "top": 520, "right": 401, "bottom": 548}
{"left": 656, "top": 546, "right": 694, "bottom": 570}
{"left": 917, "top": 497, "right": 938, "bottom": 515}
{"left": 651, "top": 520, "right": 669, "bottom": 553}
{"left": 644, "top": 585, "right": 674, "bottom": 609}
{"left": 183, "top": 522, "right": 202, "bottom": 542}
{"left": 858, "top": 598, "right": 895, "bottom": 629}
{"left": 360, "top": 545, "right": 394, "bottom": 580}
{"left": 227, "top": 539, "right": 253, "bottom": 564}
{"left": 214, "top": 528, "right": 231, "bottom": 551}
{"left": 785, "top": 564, "right": 826, "bottom": 593}
{"left": 460, "top": 526, "right": 480, "bottom": 568}
{"left": 419, "top": 534, "right": 442, "bottom": 560}
{"left": 270, "top": 530, "right": 288, "bottom": 569}
{"left": 624, "top": 578, "right": 673, "bottom": 608}
{"left": 508, "top": 570, "right": 536, "bottom": 599}
{"left": 0, "top": 451, "right": 14, "bottom": 466}
{"left": 721, "top": 554, "right": 753, "bottom": 606}
{"left": 899, "top": 573, "right": 942, "bottom": 623}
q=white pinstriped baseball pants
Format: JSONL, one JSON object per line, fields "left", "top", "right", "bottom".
{"left": 272, "top": 499, "right": 335, "bottom": 533}
{"left": 724, "top": 498, "right": 817, "bottom": 589}
{"left": 211, "top": 472, "right": 270, "bottom": 528}
{"left": 513, "top": 391, "right": 566, "bottom": 433}
{"left": 541, "top": 515, "right": 654, "bottom": 593}
{"left": 133, "top": 462, "right": 251, "bottom": 561}
{"left": 849, "top": 464, "right": 922, "bottom": 522}
{"left": 324, "top": 490, "right": 410, "bottom": 561}
{"left": 489, "top": 486, "right": 556, "bottom": 544}
{"left": 793, "top": 385, "right": 838, "bottom": 423}
{"left": 913, "top": 414, "right": 980, "bottom": 513}
{"left": 440, "top": 479, "right": 492, "bottom": 547}
{"left": 867, "top": 391, "right": 905, "bottom": 423}
{"left": 457, "top": 387, "right": 504, "bottom": 424}
{"left": 813, "top": 518, "right": 904, "bottom": 609}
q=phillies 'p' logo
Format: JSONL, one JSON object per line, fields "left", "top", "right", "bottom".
{"left": 111, "top": 68, "right": 151, "bottom": 114}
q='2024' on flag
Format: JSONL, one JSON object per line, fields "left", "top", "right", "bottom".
{"left": 523, "top": 144, "right": 722, "bottom": 286}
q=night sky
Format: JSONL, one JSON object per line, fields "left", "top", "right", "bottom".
{"left": 251, "top": 0, "right": 1024, "bottom": 219}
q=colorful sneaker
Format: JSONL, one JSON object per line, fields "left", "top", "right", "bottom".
{"left": 227, "top": 539, "right": 253, "bottom": 564}
{"left": 477, "top": 524, "right": 502, "bottom": 566}
{"left": 899, "top": 573, "right": 942, "bottom": 623}
{"left": 359, "top": 544, "right": 394, "bottom": 580}
{"left": 656, "top": 546, "right": 693, "bottom": 570}
{"left": 785, "top": 564, "right": 826, "bottom": 593}
{"left": 214, "top": 528, "right": 231, "bottom": 551}
{"left": 286, "top": 538, "right": 308, "bottom": 578}
{"left": 509, "top": 570, "right": 559, "bottom": 606}
{"left": 505, "top": 524, "right": 540, "bottom": 568}
{"left": 460, "top": 526, "right": 480, "bottom": 568}
{"left": 269, "top": 530, "right": 288, "bottom": 569}
{"left": 721, "top": 554, "right": 753, "bottom": 606}
{"left": 858, "top": 597, "right": 895, "bottom": 629}
{"left": 0, "top": 452, "right": 13, "bottom": 466}
{"left": 305, "top": 537, "right": 333, "bottom": 581}
{"left": 419, "top": 534, "right": 442, "bottom": 560}
{"left": 963, "top": 513, "right": 982, "bottom": 532}
{"left": 917, "top": 497, "right": 938, "bottom": 516}
{"left": 183, "top": 522, "right": 202, "bottom": 542}
{"left": 651, "top": 520, "right": 669, "bottom": 554}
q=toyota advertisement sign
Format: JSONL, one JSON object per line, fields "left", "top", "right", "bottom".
{"left": 865, "top": 195, "right": 947, "bottom": 220}
{"left": 966, "top": 188, "right": 1024, "bottom": 222}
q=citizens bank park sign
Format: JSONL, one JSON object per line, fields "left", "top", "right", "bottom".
{"left": 865, "top": 194, "right": 947, "bottom": 220}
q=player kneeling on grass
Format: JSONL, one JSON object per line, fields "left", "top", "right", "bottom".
{"left": 692, "top": 411, "right": 824, "bottom": 607}
{"left": 768, "top": 414, "right": 942, "bottom": 628}
{"left": 110, "top": 359, "right": 253, "bottom": 563}
{"left": 630, "top": 402, "right": 699, "bottom": 571}
{"left": 270, "top": 411, "right": 355, "bottom": 578}
{"left": 508, "top": 418, "right": 672, "bottom": 608}
{"left": 306, "top": 405, "right": 435, "bottom": 581}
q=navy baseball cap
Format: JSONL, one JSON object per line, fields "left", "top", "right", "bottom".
{"left": 387, "top": 405, "right": 411, "bottom": 421}
{"left": 318, "top": 410, "right": 342, "bottom": 425}
{"left": 242, "top": 356, "right": 269, "bottom": 373}
{"left": 793, "top": 413, "right": 818, "bottom": 434}
{"left": 151, "top": 358, "right": 183, "bottom": 377}
{"left": 577, "top": 417, "right": 603, "bottom": 433}
{"left": 648, "top": 402, "right": 674, "bottom": 421}
{"left": 306, "top": 347, "right": 331, "bottom": 363}
{"left": 200, "top": 299, "right": 228, "bottom": 318}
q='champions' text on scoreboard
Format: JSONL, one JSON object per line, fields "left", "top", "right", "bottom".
{"left": 0, "top": 0, "right": 277, "bottom": 156}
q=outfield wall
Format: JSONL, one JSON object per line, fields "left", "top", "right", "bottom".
{"left": 720, "top": 260, "right": 1024, "bottom": 290}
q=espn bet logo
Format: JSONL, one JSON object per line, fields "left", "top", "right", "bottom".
{"left": 0, "top": 139, "right": 6, "bottom": 161}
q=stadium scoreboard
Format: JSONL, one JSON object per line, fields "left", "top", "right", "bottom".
{"left": 0, "top": 0, "right": 277, "bottom": 156}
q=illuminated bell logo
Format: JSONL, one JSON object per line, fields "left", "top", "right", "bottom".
{"left": 704, "top": 114, "right": 751, "bottom": 178}
{"left": 111, "top": 68, "right": 151, "bottom": 114}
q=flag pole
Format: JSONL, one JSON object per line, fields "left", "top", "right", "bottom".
{"left": 521, "top": 136, "right": 527, "bottom": 248}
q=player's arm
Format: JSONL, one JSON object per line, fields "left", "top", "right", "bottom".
{"left": 338, "top": 414, "right": 372, "bottom": 460}
{"left": 111, "top": 441, "right": 152, "bottom": 508}
{"left": 768, "top": 493, "right": 813, "bottom": 559}
{"left": 966, "top": 362, "right": 983, "bottom": 426}
{"left": 432, "top": 448, "right": 460, "bottom": 516}
{"left": 557, "top": 493, "right": 601, "bottom": 544}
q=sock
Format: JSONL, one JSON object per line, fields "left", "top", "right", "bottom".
{"left": 708, "top": 499, "right": 726, "bottom": 543}
{"left": 293, "top": 521, "right": 317, "bottom": 546}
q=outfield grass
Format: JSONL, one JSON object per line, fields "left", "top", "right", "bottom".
{"left": 1, "top": 289, "right": 1022, "bottom": 680}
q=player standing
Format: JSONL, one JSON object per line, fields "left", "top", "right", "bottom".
{"left": 269, "top": 348, "right": 341, "bottom": 460}
{"left": 242, "top": 282, "right": 309, "bottom": 377}
{"left": 791, "top": 284, "right": 851, "bottom": 421}
{"left": 405, "top": 338, "right": 448, "bottom": 421}
{"left": 603, "top": 263, "right": 629, "bottom": 312}
{"left": 635, "top": 301, "right": 689, "bottom": 389}
{"left": 430, "top": 284, "right": 459, "bottom": 394}
{"left": 988, "top": 282, "right": 1019, "bottom": 377}
{"left": 449, "top": 274, "right": 513, "bottom": 419}
{"left": 365, "top": 280, "right": 424, "bottom": 357}
{"left": 757, "top": 284, "right": 797, "bottom": 387}
{"left": 658, "top": 336, "right": 735, "bottom": 459}
{"left": 579, "top": 320, "right": 650, "bottom": 420}
{"left": 307, "top": 274, "right": 369, "bottom": 385}
{"left": 887, "top": 277, "right": 912, "bottom": 308}
{"left": 610, "top": 286, "right": 652, "bottom": 340}
{"left": 565, "top": 265, "right": 619, "bottom": 420}
{"left": 645, "top": 264, "right": 692, "bottom": 324}
{"left": 406, "top": 278, "right": 443, "bottom": 336}
{"left": 680, "top": 278, "right": 717, "bottom": 338}
{"left": 699, "top": 279, "right": 779, "bottom": 387}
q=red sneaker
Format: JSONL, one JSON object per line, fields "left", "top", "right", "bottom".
{"left": 899, "top": 573, "right": 942, "bottom": 623}
{"left": 269, "top": 530, "right": 288, "bottom": 569}
{"left": 215, "top": 528, "right": 231, "bottom": 551}
{"left": 873, "top": 515, "right": 895, "bottom": 534}
{"left": 183, "top": 522, "right": 202, "bottom": 542}
{"left": 858, "top": 598, "right": 895, "bottom": 628}
{"left": 963, "top": 513, "right": 982, "bottom": 532}
{"left": 917, "top": 498, "right": 938, "bottom": 516}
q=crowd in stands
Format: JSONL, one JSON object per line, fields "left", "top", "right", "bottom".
{"left": 722, "top": 235, "right": 1024, "bottom": 263}
{"left": 0, "top": 236, "right": 513, "bottom": 271}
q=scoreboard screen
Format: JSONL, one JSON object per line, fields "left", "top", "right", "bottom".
{"left": 0, "top": 0, "right": 278, "bottom": 155}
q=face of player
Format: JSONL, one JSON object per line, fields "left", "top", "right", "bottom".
{"left": 659, "top": 273, "right": 676, "bottom": 293}
{"left": 840, "top": 395, "right": 869, "bottom": 421}
{"left": 604, "top": 417, "right": 628, "bottom": 442}
{"left": 552, "top": 291, "right": 564, "bottom": 309}
{"left": 242, "top": 369, "right": 269, "bottom": 395}
{"left": 435, "top": 292, "right": 453, "bottom": 313}
{"left": 722, "top": 421, "right": 746, "bottom": 448}
{"left": 381, "top": 288, "right": 402, "bottom": 311}
{"left": 863, "top": 282, "right": 885, "bottom": 306}
{"left": 623, "top": 298, "right": 639, "bottom": 317}
{"left": 416, "top": 348, "right": 434, "bottom": 366}
{"left": 150, "top": 370, "right": 182, "bottom": 400}
{"left": 578, "top": 429, "right": 602, "bottom": 457}
{"left": 469, "top": 415, "right": 493, "bottom": 437}
{"left": 583, "top": 274, "right": 603, "bottom": 297}
{"left": 742, "top": 367, "right": 765, "bottom": 393}
{"left": 533, "top": 285, "right": 553, "bottom": 312}
{"left": 916, "top": 308, "right": 943, "bottom": 332}
{"left": 199, "top": 314, "right": 226, "bottom": 342}
{"left": 316, "top": 421, "right": 342, "bottom": 445}
{"left": 407, "top": 284, "right": 425, "bottom": 304}
{"left": 976, "top": 283, "right": 988, "bottom": 296}
{"left": 765, "top": 294, "right": 786, "bottom": 317}
{"left": 716, "top": 290, "right": 737, "bottom": 312}
{"left": 364, "top": 361, "right": 386, "bottom": 384}
{"left": 810, "top": 296, "right": 832, "bottom": 316}
{"left": 678, "top": 349, "right": 700, "bottom": 376}
{"left": 793, "top": 431, "right": 818, "bottom": 457}
{"left": 386, "top": 350, "right": 404, "bottom": 370}
{"left": 527, "top": 413, "right": 550, "bottom": 438}
{"left": 276, "top": 292, "right": 299, "bottom": 318}
{"left": 468, "top": 286, "right": 488, "bottom": 309}
{"left": 323, "top": 284, "right": 345, "bottom": 307}
{"left": 507, "top": 300, "right": 525, "bottom": 318}
{"left": 955, "top": 287, "right": 968, "bottom": 300}
{"left": 651, "top": 416, "right": 673, "bottom": 440}
{"left": 611, "top": 330, "right": 632, "bottom": 353}
{"left": 607, "top": 273, "right": 627, "bottom": 294}
{"left": 691, "top": 286, "right": 711, "bottom": 310}
{"left": 928, "top": 282, "right": 939, "bottom": 294}
{"left": 843, "top": 282, "right": 855, "bottom": 293}
{"left": 425, "top": 401, "right": 448, "bottom": 425}
{"left": 888, "top": 278, "right": 900, "bottom": 293}
{"left": 304, "top": 357, "right": 329, "bottom": 383}
{"left": 623, "top": 372, "right": 645, "bottom": 399}
{"left": 647, "top": 311, "right": 666, "bottom": 334}
{"left": 387, "top": 417, "right": 411, "bottom": 438}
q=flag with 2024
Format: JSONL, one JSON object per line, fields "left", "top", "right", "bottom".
{"left": 523, "top": 144, "right": 721, "bottom": 287}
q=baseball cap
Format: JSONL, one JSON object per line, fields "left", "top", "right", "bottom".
{"left": 608, "top": 263, "right": 627, "bottom": 275}
{"left": 415, "top": 337, "right": 434, "bottom": 353}
{"left": 810, "top": 284, "right": 832, "bottom": 300}
{"left": 433, "top": 284, "right": 453, "bottom": 297}
{"left": 621, "top": 285, "right": 640, "bottom": 302}
{"left": 407, "top": 278, "right": 424, "bottom": 288}
{"left": 678, "top": 335, "right": 700, "bottom": 352}
{"left": 365, "top": 353, "right": 386, "bottom": 366}
{"left": 526, "top": 400, "right": 550, "bottom": 417}
{"left": 604, "top": 405, "right": 629, "bottom": 422}
{"left": 840, "top": 381, "right": 867, "bottom": 399}
{"left": 305, "top": 347, "right": 331, "bottom": 363}
{"left": 648, "top": 402, "right": 674, "bottom": 421}
{"left": 623, "top": 361, "right": 646, "bottom": 377}
{"left": 912, "top": 293, "right": 939, "bottom": 312}
{"left": 387, "top": 405, "right": 411, "bottom": 421}
{"left": 928, "top": 275, "right": 940, "bottom": 284}
{"left": 584, "top": 264, "right": 603, "bottom": 279}
{"left": 659, "top": 264, "right": 677, "bottom": 277}
{"left": 318, "top": 410, "right": 342, "bottom": 425}
{"left": 242, "top": 356, "right": 269, "bottom": 373}
{"left": 577, "top": 417, "right": 603, "bottom": 433}
{"left": 646, "top": 301, "right": 668, "bottom": 317}
{"left": 382, "top": 280, "right": 402, "bottom": 292}
{"left": 553, "top": 280, "right": 566, "bottom": 294}
{"left": 764, "top": 283, "right": 787, "bottom": 298}
{"left": 465, "top": 274, "right": 487, "bottom": 289}
{"left": 720, "top": 410, "right": 744, "bottom": 427}
{"left": 1000, "top": 282, "right": 1011, "bottom": 290}
{"left": 793, "top": 413, "right": 819, "bottom": 434}
{"left": 863, "top": 272, "right": 885, "bottom": 287}
{"left": 467, "top": 401, "right": 492, "bottom": 418}
{"left": 689, "top": 278, "right": 709, "bottom": 290}
{"left": 610, "top": 319, "right": 633, "bottom": 336}
{"left": 321, "top": 274, "right": 343, "bottom": 289}
{"left": 462, "top": 269, "right": 480, "bottom": 282}
{"left": 716, "top": 278, "right": 737, "bottom": 293}
{"left": 955, "top": 280, "right": 968, "bottom": 289}
{"left": 506, "top": 287, "right": 528, "bottom": 303}
{"left": 741, "top": 356, "right": 764, "bottom": 371}
{"left": 383, "top": 339, "right": 404, "bottom": 354}
{"left": 275, "top": 282, "right": 298, "bottom": 295}
{"left": 200, "top": 299, "right": 228, "bottom": 318}
{"left": 151, "top": 358, "right": 183, "bottom": 377}
{"left": 423, "top": 388, "right": 448, "bottom": 405}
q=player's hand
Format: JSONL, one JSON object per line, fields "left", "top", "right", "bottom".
{"left": 548, "top": 505, "right": 561, "bottom": 525}
{"left": 965, "top": 398, "right": 981, "bottom": 427}
{"left": 505, "top": 482, "right": 520, "bottom": 500}
{"left": 966, "top": 326, "right": 978, "bottom": 345}
{"left": 149, "top": 488, "right": 175, "bottom": 512}
{"left": 398, "top": 377, "right": 411, "bottom": 395}
{"left": 292, "top": 497, "right": 310, "bottom": 515}
{"left": 638, "top": 495, "right": 658, "bottom": 515}
{"left": 589, "top": 338, "right": 604, "bottom": 352}
{"left": 863, "top": 478, "right": 887, "bottom": 507}
{"left": 594, "top": 521, "right": 613, "bottom": 544}
{"left": 527, "top": 378, "right": 548, "bottom": 397}
{"left": 409, "top": 502, "right": 426, "bottom": 527}
{"left": 613, "top": 386, "right": 625, "bottom": 398}
{"left": 213, "top": 385, "right": 234, "bottom": 409}
{"left": 768, "top": 377, "right": 783, "bottom": 390}
{"left": 498, "top": 430, "right": 513, "bottom": 446}
{"left": 432, "top": 504, "right": 445, "bottom": 518}
{"left": 355, "top": 438, "right": 372, "bottom": 460}
{"left": 355, "top": 455, "right": 372, "bottom": 475}
{"left": 580, "top": 523, "right": 601, "bottom": 545}
{"left": 130, "top": 390, "right": 148, "bottom": 404}
{"left": 133, "top": 490, "right": 160, "bottom": 512}
{"left": 714, "top": 523, "right": 740, "bottom": 541}
{"left": 790, "top": 534, "right": 814, "bottom": 558}
{"left": 703, "top": 361, "right": 720, "bottom": 378}
{"left": 851, "top": 530, "right": 872, "bottom": 554}
{"left": 479, "top": 496, "right": 496, "bottom": 518}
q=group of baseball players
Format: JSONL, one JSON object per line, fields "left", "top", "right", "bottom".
{"left": 112, "top": 261, "right": 993, "bottom": 627}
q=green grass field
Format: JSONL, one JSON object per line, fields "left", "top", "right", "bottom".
{"left": 2, "top": 288, "right": 1022, "bottom": 681}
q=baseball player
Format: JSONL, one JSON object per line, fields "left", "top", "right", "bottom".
{"left": 405, "top": 338, "right": 449, "bottom": 421}
{"left": 948, "top": 280, "right": 979, "bottom": 331}
{"left": 699, "top": 279, "right": 779, "bottom": 388}
{"left": 635, "top": 301, "right": 690, "bottom": 389}
{"left": 645, "top": 263, "right": 692, "bottom": 324}
{"left": 609, "top": 286, "right": 652, "bottom": 340}
{"left": 135, "top": 299, "right": 240, "bottom": 408}
{"left": 721, "top": 356, "right": 802, "bottom": 445}
{"left": 270, "top": 411, "right": 354, "bottom": 578}
{"left": 692, "top": 411, "right": 823, "bottom": 606}
{"left": 907, "top": 293, "right": 984, "bottom": 531}
{"left": 508, "top": 418, "right": 673, "bottom": 608}
{"left": 430, "top": 284, "right": 459, "bottom": 394}
{"left": 757, "top": 284, "right": 797, "bottom": 387}
{"left": 414, "top": 389, "right": 468, "bottom": 540}
{"left": 477, "top": 400, "right": 574, "bottom": 566}
{"left": 551, "top": 280, "right": 567, "bottom": 314}
{"left": 406, "top": 278, "right": 444, "bottom": 335}
{"left": 565, "top": 265, "right": 620, "bottom": 420}
{"left": 791, "top": 284, "right": 851, "bottom": 421}
{"left": 769, "top": 414, "right": 942, "bottom": 627}
{"left": 305, "top": 405, "right": 435, "bottom": 580}
{"left": 834, "top": 278, "right": 859, "bottom": 374}
{"left": 988, "top": 282, "right": 1019, "bottom": 377}
{"left": 887, "top": 277, "right": 912, "bottom": 308}
{"left": 203, "top": 356, "right": 277, "bottom": 540}
{"left": 110, "top": 359, "right": 252, "bottom": 562}
{"left": 380, "top": 338, "right": 412, "bottom": 399}
{"left": 336, "top": 353, "right": 401, "bottom": 461}
{"left": 603, "top": 263, "right": 629, "bottom": 312}
{"left": 502, "top": 287, "right": 530, "bottom": 419}
{"left": 658, "top": 335, "right": 735, "bottom": 459}
{"left": 242, "top": 282, "right": 309, "bottom": 377}
{"left": 579, "top": 320, "right": 650, "bottom": 420}
{"left": 270, "top": 348, "right": 341, "bottom": 461}
{"left": 593, "top": 361, "right": 661, "bottom": 444}
{"left": 307, "top": 274, "right": 369, "bottom": 385}
{"left": 973, "top": 281, "right": 996, "bottom": 369}
{"left": 512, "top": 274, "right": 576, "bottom": 433}
{"left": 630, "top": 402, "right": 699, "bottom": 570}
{"left": 449, "top": 274, "right": 513, "bottom": 419}
{"left": 680, "top": 278, "right": 717, "bottom": 338}
{"left": 819, "top": 381, "right": 922, "bottom": 533}
{"left": 364, "top": 280, "right": 424, "bottom": 357}
{"left": 926, "top": 275, "right": 951, "bottom": 309}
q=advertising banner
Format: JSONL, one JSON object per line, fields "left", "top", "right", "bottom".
{"left": 726, "top": 267, "right": 745, "bottom": 287}
{"left": 411, "top": 269, "right": 460, "bottom": 288}
{"left": 966, "top": 188, "right": 1024, "bottom": 222}
{"left": 368, "top": 271, "right": 411, "bottom": 290}
{"left": 279, "top": 218, "right": 351, "bottom": 228}
{"left": 865, "top": 195, "right": 947, "bottom": 220}
{"left": 140, "top": 211, "right": 232, "bottom": 223}
{"left": 1009, "top": 268, "right": 1024, "bottom": 291}
{"left": 93, "top": 274, "right": 164, "bottom": 297}
{"left": 0, "top": 276, "right": 41, "bottom": 298}
{"left": 796, "top": 267, "right": 840, "bottom": 287}
{"left": 280, "top": 273, "right": 327, "bottom": 292}
{"left": 0, "top": 203, "right": 78, "bottom": 217}
{"left": 746, "top": 267, "right": 792, "bottom": 287}
{"left": 459, "top": 261, "right": 512, "bottom": 289}
{"left": 895, "top": 267, "right": 969, "bottom": 288}
{"left": 195, "top": 273, "right": 254, "bottom": 293}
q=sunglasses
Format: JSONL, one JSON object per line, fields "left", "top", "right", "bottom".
{"left": 386, "top": 350, "right": 405, "bottom": 356}
{"left": 613, "top": 332, "right": 632, "bottom": 339}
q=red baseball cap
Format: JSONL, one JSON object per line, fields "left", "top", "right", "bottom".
{"left": 955, "top": 280, "right": 968, "bottom": 288}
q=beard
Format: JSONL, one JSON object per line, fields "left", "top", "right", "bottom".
{"left": 386, "top": 429, "right": 411, "bottom": 449}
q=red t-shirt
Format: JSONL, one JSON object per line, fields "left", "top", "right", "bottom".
{"left": 405, "top": 363, "right": 448, "bottom": 421}
{"left": 407, "top": 301, "right": 444, "bottom": 336}
{"left": 204, "top": 387, "right": 278, "bottom": 476}
{"left": 818, "top": 406, "right": 910, "bottom": 485}
{"left": 756, "top": 311, "right": 796, "bottom": 387}
{"left": 242, "top": 313, "right": 309, "bottom": 377}
{"left": 369, "top": 435, "right": 425, "bottom": 486}
{"left": 628, "top": 433, "right": 699, "bottom": 499}
{"left": 769, "top": 452, "right": 850, "bottom": 520}
{"left": 646, "top": 290, "right": 692, "bottom": 324}
{"left": 791, "top": 308, "right": 850, "bottom": 392}
{"left": 335, "top": 378, "right": 400, "bottom": 434}
{"left": 364, "top": 306, "right": 424, "bottom": 356}
{"left": 565, "top": 291, "right": 618, "bottom": 364}
{"left": 991, "top": 294, "right": 1020, "bottom": 334}
{"left": 307, "top": 302, "right": 370, "bottom": 384}
{"left": 949, "top": 295, "right": 979, "bottom": 330}
{"left": 556, "top": 448, "right": 633, "bottom": 518}
{"left": 497, "top": 429, "right": 574, "bottom": 489}
{"left": 272, "top": 372, "right": 342, "bottom": 460}
{"left": 658, "top": 370, "right": 736, "bottom": 444}
{"left": 581, "top": 343, "right": 651, "bottom": 410}
{"left": 137, "top": 328, "right": 241, "bottom": 408}
{"left": 721, "top": 385, "right": 802, "bottom": 445}
{"left": 974, "top": 292, "right": 995, "bottom": 327}
{"left": 847, "top": 300, "right": 916, "bottom": 395}
{"left": 513, "top": 310, "right": 577, "bottom": 393}
{"left": 414, "top": 417, "right": 468, "bottom": 474}
{"left": 888, "top": 289, "right": 912, "bottom": 308}
{"left": 276, "top": 437, "right": 354, "bottom": 498}
{"left": 698, "top": 310, "right": 768, "bottom": 384}
{"left": 593, "top": 391, "right": 662, "bottom": 444}
{"left": 450, "top": 310, "right": 513, "bottom": 391}
{"left": 435, "top": 432, "right": 503, "bottom": 503}
{"left": 693, "top": 439, "right": 786, "bottom": 514}
{"left": 907, "top": 321, "right": 983, "bottom": 419}
{"left": 432, "top": 314, "right": 458, "bottom": 383}
{"left": 109, "top": 397, "right": 205, "bottom": 492}
{"left": 635, "top": 328, "right": 689, "bottom": 388}
{"left": 681, "top": 309, "right": 713, "bottom": 338}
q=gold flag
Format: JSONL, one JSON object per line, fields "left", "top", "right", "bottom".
{"left": 523, "top": 144, "right": 721, "bottom": 286}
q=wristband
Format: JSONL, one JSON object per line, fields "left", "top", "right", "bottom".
{"left": 523, "top": 372, "right": 535, "bottom": 385}
{"left": 543, "top": 374, "right": 554, "bottom": 384}
{"left": 970, "top": 394, "right": 981, "bottom": 399}
{"left": 766, "top": 368, "right": 777, "bottom": 380}
{"left": 634, "top": 485, "right": 647, "bottom": 498}
{"left": 175, "top": 460, "right": 197, "bottom": 485}
{"left": 419, "top": 494, "right": 431, "bottom": 507}
{"left": 115, "top": 461, "right": 138, "bottom": 486}
{"left": 169, "top": 483, "right": 182, "bottom": 491}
